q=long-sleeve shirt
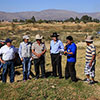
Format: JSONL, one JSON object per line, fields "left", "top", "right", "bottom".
{"left": 65, "top": 43, "right": 77, "bottom": 62}
{"left": 0, "top": 45, "right": 17, "bottom": 61}
{"left": 19, "top": 42, "right": 32, "bottom": 58}
{"left": 50, "top": 40, "right": 64, "bottom": 54}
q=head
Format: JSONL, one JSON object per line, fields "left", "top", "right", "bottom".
{"left": 86, "top": 41, "right": 93, "bottom": 46}
{"left": 51, "top": 32, "right": 59, "bottom": 41}
{"left": 52, "top": 37, "right": 58, "bottom": 41}
{"left": 85, "top": 36, "right": 93, "bottom": 46}
{"left": 35, "top": 34, "right": 42, "bottom": 43}
{"left": 5, "top": 38, "right": 12, "bottom": 47}
{"left": 23, "top": 35, "right": 29, "bottom": 43}
{"left": 66, "top": 36, "right": 73, "bottom": 45}
{"left": 36, "top": 39, "right": 42, "bottom": 44}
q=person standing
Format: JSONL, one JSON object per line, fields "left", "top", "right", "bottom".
{"left": 0, "top": 38, "right": 17, "bottom": 83}
{"left": 50, "top": 32, "right": 64, "bottom": 78}
{"left": 32, "top": 34, "right": 46, "bottom": 79}
{"left": 64, "top": 36, "right": 77, "bottom": 82}
{"left": 19, "top": 35, "right": 32, "bottom": 81}
{"left": 84, "top": 36, "right": 96, "bottom": 84}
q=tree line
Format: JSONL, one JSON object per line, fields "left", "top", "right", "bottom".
{"left": 0, "top": 15, "right": 100, "bottom": 23}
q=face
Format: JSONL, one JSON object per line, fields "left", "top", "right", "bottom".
{"left": 24, "top": 39, "right": 29, "bottom": 43}
{"left": 52, "top": 37, "right": 57, "bottom": 41}
{"left": 86, "top": 42, "right": 91, "bottom": 46}
{"left": 37, "top": 39, "right": 41, "bottom": 44}
{"left": 7, "top": 42, "right": 11, "bottom": 47}
{"left": 67, "top": 39, "right": 72, "bottom": 45}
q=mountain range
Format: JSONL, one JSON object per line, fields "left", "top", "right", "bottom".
{"left": 0, "top": 9, "right": 100, "bottom": 21}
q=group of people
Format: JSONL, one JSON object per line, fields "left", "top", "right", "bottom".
{"left": 0, "top": 32, "right": 96, "bottom": 84}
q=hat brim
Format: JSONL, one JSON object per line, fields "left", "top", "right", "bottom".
{"left": 85, "top": 39, "right": 93, "bottom": 42}
{"left": 50, "top": 34, "right": 59, "bottom": 37}
{"left": 36, "top": 38, "right": 42, "bottom": 40}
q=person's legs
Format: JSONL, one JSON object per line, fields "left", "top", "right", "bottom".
{"left": 68, "top": 62, "right": 77, "bottom": 82}
{"left": 22, "top": 58, "right": 27, "bottom": 80}
{"left": 9, "top": 61, "right": 15, "bottom": 83}
{"left": 40, "top": 56, "right": 46, "bottom": 78}
{"left": 27, "top": 58, "right": 31, "bottom": 79}
{"left": 89, "top": 62, "right": 95, "bottom": 84}
{"left": 65, "top": 62, "right": 70, "bottom": 79}
{"left": 57, "top": 55, "right": 62, "bottom": 78}
{"left": 84, "top": 62, "right": 91, "bottom": 82}
{"left": 34, "top": 59, "right": 40, "bottom": 79}
{"left": 51, "top": 54, "right": 57, "bottom": 77}
{"left": 2, "top": 62, "right": 8, "bottom": 83}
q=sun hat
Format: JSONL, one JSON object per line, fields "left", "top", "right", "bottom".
{"left": 85, "top": 36, "right": 93, "bottom": 42}
{"left": 35, "top": 34, "right": 42, "bottom": 40}
{"left": 50, "top": 32, "right": 59, "bottom": 37}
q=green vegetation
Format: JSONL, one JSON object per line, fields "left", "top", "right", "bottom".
{"left": 0, "top": 22, "right": 100, "bottom": 100}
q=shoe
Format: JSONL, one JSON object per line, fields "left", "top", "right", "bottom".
{"left": 89, "top": 80, "right": 95, "bottom": 85}
{"left": 59, "top": 76, "right": 63, "bottom": 79}
{"left": 35, "top": 77, "right": 39, "bottom": 80}
{"left": 23, "top": 80, "right": 26, "bottom": 82}
{"left": 28, "top": 77, "right": 31, "bottom": 80}
{"left": 83, "top": 78, "right": 90, "bottom": 83}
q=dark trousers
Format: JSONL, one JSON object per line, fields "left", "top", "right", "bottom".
{"left": 34, "top": 56, "right": 45, "bottom": 78}
{"left": 51, "top": 53, "right": 62, "bottom": 77}
{"left": 2, "top": 60, "right": 14, "bottom": 83}
{"left": 65, "top": 62, "right": 77, "bottom": 81}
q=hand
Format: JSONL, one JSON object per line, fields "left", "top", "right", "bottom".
{"left": 21, "top": 58, "right": 23, "bottom": 61}
{"left": 64, "top": 51, "right": 68, "bottom": 54}
{"left": 1, "top": 60, "right": 5, "bottom": 64}
{"left": 89, "top": 62, "right": 92, "bottom": 67}
{"left": 36, "top": 53, "right": 42, "bottom": 58}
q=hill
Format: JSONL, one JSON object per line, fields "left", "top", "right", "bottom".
{"left": 0, "top": 9, "right": 100, "bottom": 21}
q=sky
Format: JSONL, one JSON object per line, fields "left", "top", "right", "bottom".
{"left": 0, "top": 0, "right": 100, "bottom": 13}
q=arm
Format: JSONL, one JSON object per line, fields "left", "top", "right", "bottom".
{"left": 59, "top": 41, "right": 64, "bottom": 51}
{"left": 89, "top": 47, "right": 96, "bottom": 67}
{"left": 18, "top": 44, "right": 23, "bottom": 61}
{"left": 65, "top": 45, "right": 76, "bottom": 56}
{"left": 0, "top": 48, "right": 5, "bottom": 64}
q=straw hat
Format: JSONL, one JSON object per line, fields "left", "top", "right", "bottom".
{"left": 85, "top": 36, "right": 93, "bottom": 42}
{"left": 35, "top": 34, "right": 42, "bottom": 40}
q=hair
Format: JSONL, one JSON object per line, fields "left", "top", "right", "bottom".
{"left": 66, "top": 36, "right": 73, "bottom": 41}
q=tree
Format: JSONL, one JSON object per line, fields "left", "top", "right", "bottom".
{"left": 12, "top": 19, "right": 18, "bottom": 22}
{"left": 31, "top": 16, "right": 36, "bottom": 23}
{"left": 93, "top": 18, "right": 100, "bottom": 23}
{"left": 80, "top": 15, "right": 92, "bottom": 23}
{"left": 75, "top": 17, "right": 80, "bottom": 23}
{"left": 19, "top": 19, "right": 25, "bottom": 23}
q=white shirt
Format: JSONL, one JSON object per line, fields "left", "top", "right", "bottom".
{"left": 0, "top": 45, "right": 17, "bottom": 61}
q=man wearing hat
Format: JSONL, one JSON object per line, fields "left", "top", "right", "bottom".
{"left": 0, "top": 38, "right": 17, "bottom": 83}
{"left": 50, "top": 32, "right": 64, "bottom": 78}
{"left": 32, "top": 34, "right": 46, "bottom": 79}
{"left": 19, "top": 35, "right": 32, "bottom": 81}
{"left": 84, "top": 36, "right": 96, "bottom": 84}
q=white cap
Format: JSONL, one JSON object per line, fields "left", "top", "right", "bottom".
{"left": 23, "top": 35, "right": 29, "bottom": 40}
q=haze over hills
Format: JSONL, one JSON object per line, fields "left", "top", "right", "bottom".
{"left": 0, "top": 9, "right": 100, "bottom": 21}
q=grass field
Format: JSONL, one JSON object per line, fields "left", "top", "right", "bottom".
{"left": 0, "top": 22, "right": 100, "bottom": 100}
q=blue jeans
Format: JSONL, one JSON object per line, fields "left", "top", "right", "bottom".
{"left": 22, "top": 57, "right": 31, "bottom": 80}
{"left": 2, "top": 60, "right": 14, "bottom": 83}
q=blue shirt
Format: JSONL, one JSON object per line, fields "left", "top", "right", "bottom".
{"left": 66, "top": 43, "right": 77, "bottom": 62}
{"left": 50, "top": 40, "right": 64, "bottom": 54}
